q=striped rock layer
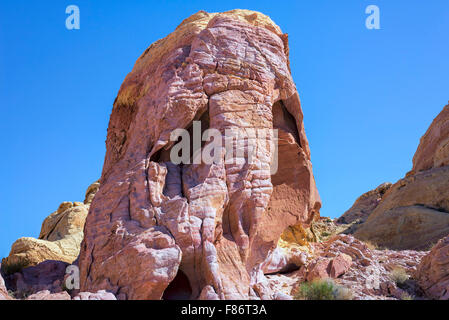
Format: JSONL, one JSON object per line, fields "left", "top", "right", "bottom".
{"left": 78, "top": 9, "right": 320, "bottom": 300}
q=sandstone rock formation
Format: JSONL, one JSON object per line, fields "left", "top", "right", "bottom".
{"left": 2, "top": 182, "right": 99, "bottom": 270}
{"left": 336, "top": 183, "right": 391, "bottom": 225}
{"left": 78, "top": 9, "right": 320, "bottom": 300}
{"left": 412, "top": 104, "right": 449, "bottom": 173}
{"left": 416, "top": 235, "right": 449, "bottom": 299}
{"left": 350, "top": 104, "right": 449, "bottom": 250}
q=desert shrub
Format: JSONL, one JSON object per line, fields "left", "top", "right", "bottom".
{"left": 389, "top": 267, "right": 409, "bottom": 285}
{"left": 400, "top": 292, "right": 414, "bottom": 300}
{"left": 7, "top": 290, "right": 16, "bottom": 299}
{"left": 364, "top": 241, "right": 378, "bottom": 250}
{"left": 294, "top": 279, "right": 352, "bottom": 300}
{"left": 1, "top": 259, "right": 29, "bottom": 275}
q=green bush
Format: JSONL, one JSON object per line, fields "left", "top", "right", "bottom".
{"left": 294, "top": 279, "right": 353, "bottom": 300}
{"left": 389, "top": 267, "right": 409, "bottom": 286}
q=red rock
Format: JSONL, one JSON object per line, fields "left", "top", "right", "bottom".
{"left": 416, "top": 235, "right": 449, "bottom": 299}
{"left": 329, "top": 253, "right": 352, "bottom": 278}
{"left": 412, "top": 103, "right": 449, "bottom": 173}
{"left": 78, "top": 9, "right": 320, "bottom": 300}
{"left": 306, "top": 258, "right": 332, "bottom": 281}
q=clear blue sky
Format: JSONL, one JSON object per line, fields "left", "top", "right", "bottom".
{"left": 1, "top": 0, "right": 448, "bottom": 259}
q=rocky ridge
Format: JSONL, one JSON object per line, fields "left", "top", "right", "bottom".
{"left": 351, "top": 104, "right": 449, "bottom": 250}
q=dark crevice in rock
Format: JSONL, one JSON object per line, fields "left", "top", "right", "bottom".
{"left": 162, "top": 270, "right": 192, "bottom": 300}
{"left": 273, "top": 100, "right": 301, "bottom": 148}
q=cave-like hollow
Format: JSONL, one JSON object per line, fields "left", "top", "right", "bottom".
{"left": 162, "top": 270, "right": 193, "bottom": 300}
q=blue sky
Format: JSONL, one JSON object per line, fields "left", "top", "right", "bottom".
{"left": 0, "top": 0, "right": 448, "bottom": 259}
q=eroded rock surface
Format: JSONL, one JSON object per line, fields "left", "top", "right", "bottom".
{"left": 336, "top": 183, "right": 391, "bottom": 225}
{"left": 412, "top": 104, "right": 449, "bottom": 173}
{"left": 79, "top": 9, "right": 320, "bottom": 300}
{"left": 2, "top": 182, "right": 99, "bottom": 270}
{"left": 416, "top": 235, "right": 449, "bottom": 299}
{"left": 0, "top": 267, "right": 12, "bottom": 300}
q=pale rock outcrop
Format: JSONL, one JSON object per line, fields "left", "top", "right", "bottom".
{"left": 73, "top": 290, "right": 117, "bottom": 300}
{"left": 79, "top": 9, "right": 320, "bottom": 300}
{"left": 26, "top": 290, "right": 71, "bottom": 300}
{"left": 2, "top": 182, "right": 99, "bottom": 270}
{"left": 416, "top": 235, "right": 449, "bottom": 299}
{"left": 353, "top": 104, "right": 449, "bottom": 250}
{"left": 0, "top": 267, "right": 12, "bottom": 300}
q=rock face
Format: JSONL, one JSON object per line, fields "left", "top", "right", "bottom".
{"left": 2, "top": 182, "right": 99, "bottom": 270}
{"left": 0, "top": 268, "right": 12, "bottom": 300}
{"left": 336, "top": 183, "right": 391, "bottom": 225}
{"left": 416, "top": 235, "right": 449, "bottom": 299}
{"left": 78, "top": 9, "right": 320, "bottom": 300}
{"left": 412, "top": 104, "right": 449, "bottom": 173}
{"left": 352, "top": 104, "right": 449, "bottom": 250}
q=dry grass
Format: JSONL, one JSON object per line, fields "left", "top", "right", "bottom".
{"left": 400, "top": 292, "right": 414, "bottom": 300}
{"left": 364, "top": 241, "right": 378, "bottom": 250}
{"left": 389, "top": 267, "right": 410, "bottom": 285}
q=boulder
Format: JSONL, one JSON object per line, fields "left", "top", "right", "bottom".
{"left": 26, "top": 290, "right": 71, "bottom": 300}
{"left": 416, "top": 235, "right": 449, "bottom": 299}
{"left": 78, "top": 9, "right": 320, "bottom": 300}
{"left": 2, "top": 182, "right": 99, "bottom": 270}
{"left": 329, "top": 253, "right": 353, "bottom": 278}
{"left": 73, "top": 290, "right": 117, "bottom": 300}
